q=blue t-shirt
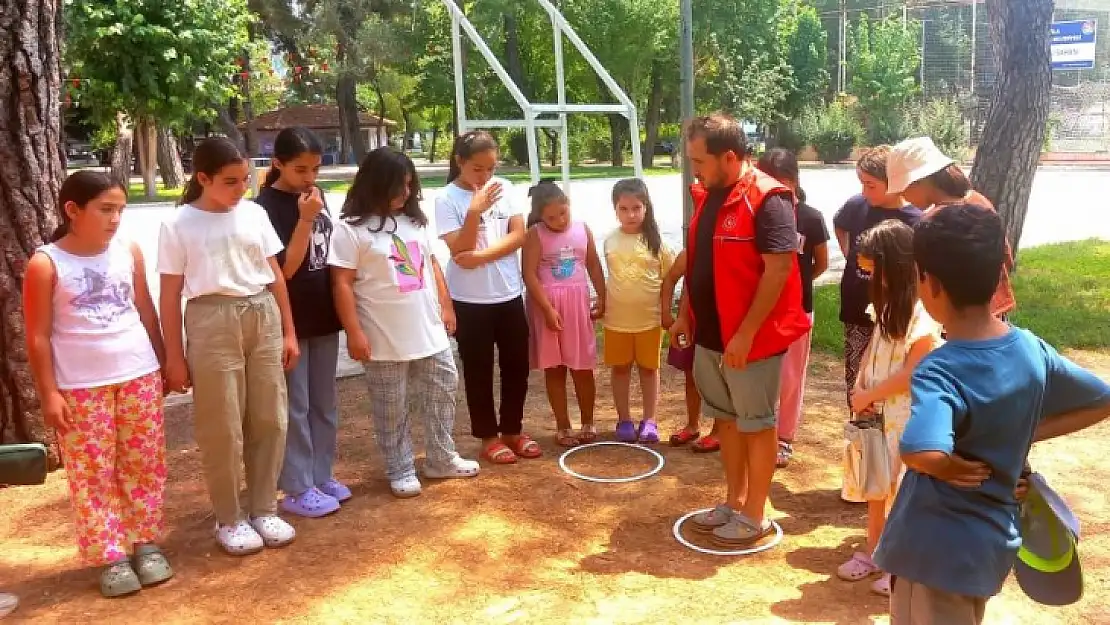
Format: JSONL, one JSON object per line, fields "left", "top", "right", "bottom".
{"left": 832, "top": 195, "right": 922, "bottom": 327}
{"left": 874, "top": 327, "right": 1110, "bottom": 597}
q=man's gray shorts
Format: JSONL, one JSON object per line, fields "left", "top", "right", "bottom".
{"left": 692, "top": 346, "right": 782, "bottom": 433}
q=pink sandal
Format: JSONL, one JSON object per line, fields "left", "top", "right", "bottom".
{"left": 836, "top": 552, "right": 880, "bottom": 581}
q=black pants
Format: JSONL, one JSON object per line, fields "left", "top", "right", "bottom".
{"left": 453, "top": 296, "right": 530, "bottom": 440}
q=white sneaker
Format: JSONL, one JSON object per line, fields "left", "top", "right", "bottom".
{"left": 390, "top": 475, "right": 423, "bottom": 498}
{"left": 249, "top": 515, "right": 296, "bottom": 548}
{"left": 215, "top": 520, "right": 264, "bottom": 556}
{"left": 424, "top": 455, "right": 481, "bottom": 479}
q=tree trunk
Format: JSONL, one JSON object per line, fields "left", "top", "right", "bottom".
{"left": 111, "top": 112, "right": 134, "bottom": 187}
{"left": 401, "top": 106, "right": 412, "bottom": 151}
{"left": 608, "top": 114, "right": 625, "bottom": 167}
{"left": 135, "top": 116, "right": 158, "bottom": 199}
{"left": 504, "top": 11, "right": 529, "bottom": 98}
{"left": 217, "top": 103, "right": 246, "bottom": 150}
{"left": 542, "top": 129, "right": 558, "bottom": 167}
{"left": 336, "top": 73, "right": 366, "bottom": 163}
{"left": 372, "top": 76, "right": 388, "bottom": 149}
{"left": 642, "top": 61, "right": 664, "bottom": 170}
{"left": 970, "top": 0, "right": 1053, "bottom": 253}
{"left": 0, "top": 0, "right": 65, "bottom": 462}
{"left": 156, "top": 125, "right": 186, "bottom": 189}
{"left": 429, "top": 126, "right": 440, "bottom": 163}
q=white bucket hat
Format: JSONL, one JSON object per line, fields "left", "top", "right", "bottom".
{"left": 886, "top": 137, "right": 955, "bottom": 194}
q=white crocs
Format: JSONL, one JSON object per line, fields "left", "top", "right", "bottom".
{"left": 249, "top": 515, "right": 296, "bottom": 548}
{"left": 215, "top": 520, "right": 264, "bottom": 556}
{"left": 424, "top": 455, "right": 481, "bottom": 479}
{"left": 390, "top": 475, "right": 423, "bottom": 498}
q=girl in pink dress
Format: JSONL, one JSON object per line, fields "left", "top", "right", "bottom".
{"left": 521, "top": 182, "right": 606, "bottom": 447}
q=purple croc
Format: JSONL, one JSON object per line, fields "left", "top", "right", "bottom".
{"left": 615, "top": 420, "right": 638, "bottom": 442}
{"left": 281, "top": 487, "right": 340, "bottom": 518}
{"left": 318, "top": 478, "right": 352, "bottom": 503}
{"left": 637, "top": 420, "right": 660, "bottom": 444}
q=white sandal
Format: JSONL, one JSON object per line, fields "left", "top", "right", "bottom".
{"left": 424, "top": 455, "right": 480, "bottom": 479}
{"left": 390, "top": 475, "right": 423, "bottom": 498}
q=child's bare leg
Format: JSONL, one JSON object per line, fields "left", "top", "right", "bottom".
{"left": 545, "top": 366, "right": 571, "bottom": 430}
{"left": 569, "top": 368, "right": 596, "bottom": 427}
{"left": 611, "top": 364, "right": 633, "bottom": 422}
{"left": 866, "top": 499, "right": 886, "bottom": 555}
{"left": 639, "top": 365, "right": 660, "bottom": 423}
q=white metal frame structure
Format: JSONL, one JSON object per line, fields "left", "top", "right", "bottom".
{"left": 441, "top": 0, "right": 643, "bottom": 186}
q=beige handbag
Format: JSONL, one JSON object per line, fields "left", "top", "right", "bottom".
{"left": 844, "top": 412, "right": 891, "bottom": 501}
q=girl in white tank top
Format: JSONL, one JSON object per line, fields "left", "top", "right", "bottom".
{"left": 23, "top": 172, "right": 172, "bottom": 598}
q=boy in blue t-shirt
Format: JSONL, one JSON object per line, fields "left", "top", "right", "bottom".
{"left": 873, "top": 204, "right": 1110, "bottom": 624}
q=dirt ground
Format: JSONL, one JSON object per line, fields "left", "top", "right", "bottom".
{"left": 3, "top": 351, "right": 1110, "bottom": 624}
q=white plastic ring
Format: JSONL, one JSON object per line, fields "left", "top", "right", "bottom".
{"left": 558, "top": 441, "right": 666, "bottom": 483}
{"left": 672, "top": 509, "right": 784, "bottom": 556}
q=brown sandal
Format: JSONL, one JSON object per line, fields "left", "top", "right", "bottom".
{"left": 577, "top": 424, "right": 598, "bottom": 444}
{"left": 556, "top": 429, "right": 580, "bottom": 447}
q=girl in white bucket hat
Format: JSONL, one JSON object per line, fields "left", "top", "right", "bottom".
{"left": 886, "top": 137, "right": 990, "bottom": 214}
{"left": 887, "top": 137, "right": 1016, "bottom": 318}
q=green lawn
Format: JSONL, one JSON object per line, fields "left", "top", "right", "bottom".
{"left": 318, "top": 165, "right": 675, "bottom": 195}
{"left": 127, "top": 182, "right": 184, "bottom": 203}
{"left": 812, "top": 238, "right": 1110, "bottom": 355}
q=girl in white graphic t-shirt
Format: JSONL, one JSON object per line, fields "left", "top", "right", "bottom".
{"left": 157, "top": 138, "right": 300, "bottom": 557}
{"left": 329, "top": 147, "right": 479, "bottom": 498}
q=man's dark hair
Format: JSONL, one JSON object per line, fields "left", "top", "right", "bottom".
{"left": 684, "top": 113, "right": 748, "bottom": 158}
{"left": 913, "top": 203, "right": 1005, "bottom": 309}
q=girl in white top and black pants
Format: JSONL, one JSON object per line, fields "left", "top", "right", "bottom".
{"left": 435, "top": 132, "right": 540, "bottom": 464}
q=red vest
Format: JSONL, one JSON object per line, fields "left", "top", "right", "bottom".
{"left": 686, "top": 169, "right": 812, "bottom": 361}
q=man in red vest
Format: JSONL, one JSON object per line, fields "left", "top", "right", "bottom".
{"left": 671, "top": 113, "right": 811, "bottom": 546}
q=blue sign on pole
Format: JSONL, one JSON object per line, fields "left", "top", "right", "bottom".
{"left": 1051, "top": 20, "right": 1098, "bottom": 71}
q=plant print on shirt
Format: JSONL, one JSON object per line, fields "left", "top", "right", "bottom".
{"left": 389, "top": 233, "right": 426, "bottom": 293}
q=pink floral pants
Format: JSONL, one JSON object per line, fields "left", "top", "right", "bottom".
{"left": 58, "top": 371, "right": 166, "bottom": 565}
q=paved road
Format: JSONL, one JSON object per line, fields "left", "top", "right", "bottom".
{"left": 120, "top": 168, "right": 1110, "bottom": 401}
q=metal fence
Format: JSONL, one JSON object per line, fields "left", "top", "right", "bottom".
{"left": 817, "top": 0, "right": 1110, "bottom": 153}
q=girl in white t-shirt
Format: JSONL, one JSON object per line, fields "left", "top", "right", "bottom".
{"left": 329, "top": 147, "right": 479, "bottom": 498}
{"left": 435, "top": 131, "right": 539, "bottom": 465}
{"left": 157, "top": 138, "right": 300, "bottom": 557}
{"left": 836, "top": 220, "right": 942, "bottom": 597}
{"left": 24, "top": 172, "right": 170, "bottom": 598}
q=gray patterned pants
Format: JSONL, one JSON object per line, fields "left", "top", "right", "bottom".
{"left": 363, "top": 349, "right": 460, "bottom": 481}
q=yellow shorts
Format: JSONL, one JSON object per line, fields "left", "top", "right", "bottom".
{"left": 603, "top": 327, "right": 664, "bottom": 369}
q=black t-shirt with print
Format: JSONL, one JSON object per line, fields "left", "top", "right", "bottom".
{"left": 833, "top": 195, "right": 923, "bottom": 327}
{"left": 797, "top": 202, "right": 831, "bottom": 314}
{"left": 689, "top": 184, "right": 798, "bottom": 352}
{"left": 256, "top": 186, "right": 343, "bottom": 339}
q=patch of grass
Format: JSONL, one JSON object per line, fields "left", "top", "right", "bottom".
{"left": 811, "top": 285, "right": 843, "bottom": 355}
{"left": 1008, "top": 239, "right": 1110, "bottom": 349}
{"left": 128, "top": 182, "right": 183, "bottom": 203}
{"left": 318, "top": 165, "right": 675, "bottom": 195}
{"left": 811, "top": 238, "right": 1110, "bottom": 356}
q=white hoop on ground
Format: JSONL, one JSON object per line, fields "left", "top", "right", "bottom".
{"left": 672, "top": 509, "right": 783, "bottom": 556}
{"left": 558, "top": 441, "right": 665, "bottom": 483}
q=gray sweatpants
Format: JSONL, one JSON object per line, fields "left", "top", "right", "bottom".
{"left": 278, "top": 333, "right": 341, "bottom": 496}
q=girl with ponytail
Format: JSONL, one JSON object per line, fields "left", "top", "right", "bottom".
{"left": 254, "top": 127, "right": 349, "bottom": 517}
{"left": 158, "top": 137, "right": 301, "bottom": 555}
{"left": 434, "top": 130, "right": 539, "bottom": 465}
{"left": 24, "top": 171, "right": 174, "bottom": 596}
